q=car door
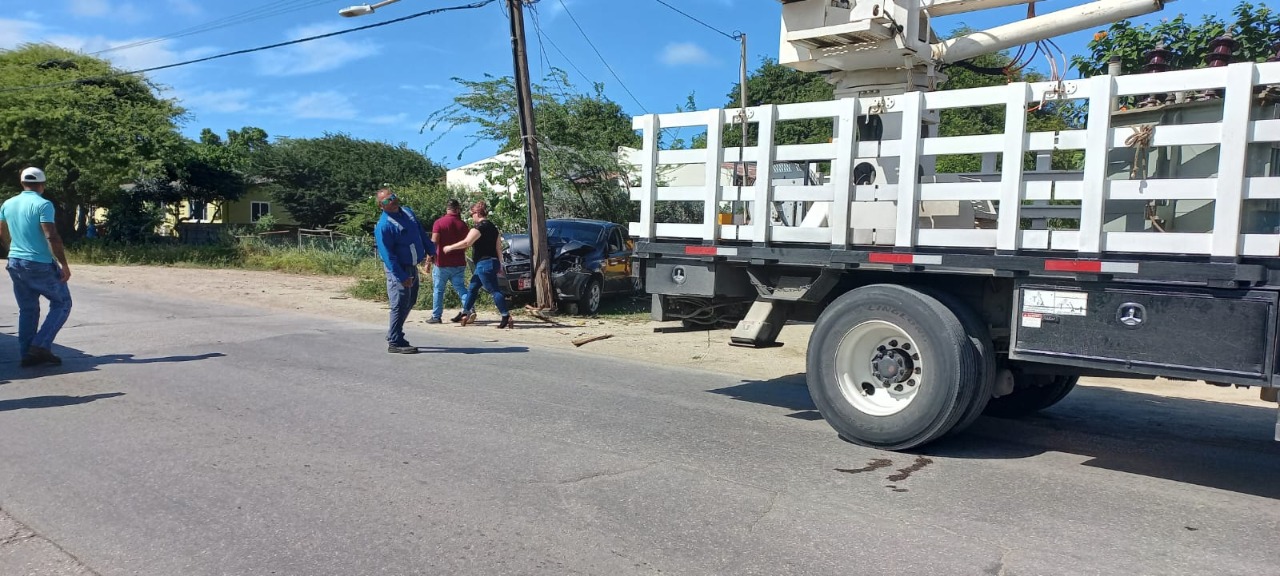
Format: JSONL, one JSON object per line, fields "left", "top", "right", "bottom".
{"left": 603, "top": 225, "right": 631, "bottom": 293}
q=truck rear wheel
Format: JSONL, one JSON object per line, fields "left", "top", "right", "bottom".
{"left": 806, "top": 284, "right": 980, "bottom": 450}
{"left": 918, "top": 288, "right": 996, "bottom": 437}
{"left": 983, "top": 374, "right": 1078, "bottom": 418}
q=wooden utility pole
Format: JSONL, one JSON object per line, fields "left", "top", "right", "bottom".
{"left": 507, "top": 0, "right": 554, "bottom": 310}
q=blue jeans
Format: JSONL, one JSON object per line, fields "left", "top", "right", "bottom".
{"left": 6, "top": 258, "right": 72, "bottom": 357}
{"left": 461, "top": 258, "right": 509, "bottom": 317}
{"left": 431, "top": 265, "right": 466, "bottom": 320}
{"left": 385, "top": 269, "right": 419, "bottom": 345}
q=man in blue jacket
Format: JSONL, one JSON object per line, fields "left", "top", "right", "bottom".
{"left": 375, "top": 188, "right": 434, "bottom": 354}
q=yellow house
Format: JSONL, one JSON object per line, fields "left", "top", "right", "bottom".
{"left": 169, "top": 184, "right": 300, "bottom": 227}
{"left": 91, "top": 181, "right": 300, "bottom": 237}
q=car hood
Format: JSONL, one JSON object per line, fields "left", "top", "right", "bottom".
{"left": 506, "top": 234, "right": 594, "bottom": 259}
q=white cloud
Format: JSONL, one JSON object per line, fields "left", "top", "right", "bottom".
{"left": 0, "top": 18, "right": 41, "bottom": 49}
{"left": 255, "top": 22, "right": 381, "bottom": 77}
{"left": 399, "top": 83, "right": 445, "bottom": 93}
{"left": 68, "top": 0, "right": 110, "bottom": 17}
{"left": 288, "top": 91, "right": 360, "bottom": 120}
{"left": 660, "top": 42, "right": 714, "bottom": 66}
{"left": 166, "top": 0, "right": 201, "bottom": 16}
{"left": 369, "top": 113, "right": 410, "bottom": 126}
{"left": 67, "top": 0, "right": 146, "bottom": 23}
{"left": 179, "top": 88, "right": 254, "bottom": 114}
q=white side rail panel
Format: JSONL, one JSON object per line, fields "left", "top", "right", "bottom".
{"left": 627, "top": 61, "right": 1280, "bottom": 258}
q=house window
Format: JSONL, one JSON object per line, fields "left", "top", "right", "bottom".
{"left": 251, "top": 201, "right": 270, "bottom": 222}
{"left": 189, "top": 200, "right": 207, "bottom": 221}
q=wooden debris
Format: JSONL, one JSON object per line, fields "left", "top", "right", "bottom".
{"left": 572, "top": 333, "right": 613, "bottom": 347}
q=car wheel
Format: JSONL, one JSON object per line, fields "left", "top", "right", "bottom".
{"left": 579, "top": 277, "right": 603, "bottom": 316}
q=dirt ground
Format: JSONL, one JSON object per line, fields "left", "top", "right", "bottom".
{"left": 76, "top": 265, "right": 1276, "bottom": 409}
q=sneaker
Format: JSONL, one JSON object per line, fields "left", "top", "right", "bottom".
{"left": 26, "top": 347, "right": 60, "bottom": 366}
{"left": 426, "top": 317, "right": 442, "bottom": 324}
{"left": 387, "top": 344, "right": 418, "bottom": 354}
{"left": 449, "top": 312, "right": 465, "bottom": 323}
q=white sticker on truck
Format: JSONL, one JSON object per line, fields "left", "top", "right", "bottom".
{"left": 1023, "top": 289, "right": 1088, "bottom": 316}
{"left": 1021, "top": 312, "right": 1043, "bottom": 328}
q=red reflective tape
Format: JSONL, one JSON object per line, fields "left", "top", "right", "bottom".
{"left": 868, "top": 253, "right": 914, "bottom": 264}
{"left": 1045, "top": 260, "right": 1102, "bottom": 272}
{"left": 684, "top": 246, "right": 717, "bottom": 256}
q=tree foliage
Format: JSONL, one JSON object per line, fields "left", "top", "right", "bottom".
{"left": 426, "top": 69, "right": 640, "bottom": 226}
{"left": 936, "top": 45, "right": 1082, "bottom": 173}
{"left": 0, "top": 44, "right": 186, "bottom": 234}
{"left": 424, "top": 69, "right": 639, "bottom": 160}
{"left": 255, "top": 132, "right": 445, "bottom": 228}
{"left": 1072, "top": 1, "right": 1280, "bottom": 78}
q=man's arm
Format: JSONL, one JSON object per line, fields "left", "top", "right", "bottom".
{"left": 444, "top": 229, "right": 480, "bottom": 254}
{"left": 0, "top": 220, "right": 10, "bottom": 255}
{"left": 41, "top": 223, "right": 70, "bottom": 282}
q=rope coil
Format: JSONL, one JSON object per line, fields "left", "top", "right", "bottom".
{"left": 1125, "top": 124, "right": 1155, "bottom": 179}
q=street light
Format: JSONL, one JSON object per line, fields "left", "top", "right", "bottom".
{"left": 338, "top": 0, "right": 401, "bottom": 17}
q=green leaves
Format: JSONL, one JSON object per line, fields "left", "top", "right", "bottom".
{"left": 255, "top": 133, "right": 445, "bottom": 229}
{"left": 1071, "top": 1, "right": 1280, "bottom": 79}
{"left": 0, "top": 44, "right": 185, "bottom": 226}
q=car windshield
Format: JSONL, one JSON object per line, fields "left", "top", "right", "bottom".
{"left": 547, "top": 221, "right": 603, "bottom": 245}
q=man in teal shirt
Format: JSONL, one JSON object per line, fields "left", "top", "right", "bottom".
{"left": 0, "top": 167, "right": 72, "bottom": 367}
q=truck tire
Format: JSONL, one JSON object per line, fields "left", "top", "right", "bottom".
{"left": 982, "top": 374, "right": 1079, "bottom": 418}
{"left": 806, "top": 284, "right": 980, "bottom": 450}
{"left": 918, "top": 287, "right": 996, "bottom": 437}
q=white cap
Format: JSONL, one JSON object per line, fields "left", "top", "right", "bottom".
{"left": 20, "top": 167, "right": 45, "bottom": 184}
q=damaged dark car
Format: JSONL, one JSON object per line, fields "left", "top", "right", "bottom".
{"left": 500, "top": 218, "right": 640, "bottom": 315}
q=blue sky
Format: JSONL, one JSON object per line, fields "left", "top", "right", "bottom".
{"left": 1, "top": 0, "right": 1223, "bottom": 168}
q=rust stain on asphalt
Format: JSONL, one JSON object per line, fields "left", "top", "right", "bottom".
{"left": 886, "top": 456, "right": 934, "bottom": 482}
{"left": 835, "top": 458, "right": 893, "bottom": 475}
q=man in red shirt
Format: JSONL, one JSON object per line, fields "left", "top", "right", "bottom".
{"left": 428, "top": 198, "right": 471, "bottom": 323}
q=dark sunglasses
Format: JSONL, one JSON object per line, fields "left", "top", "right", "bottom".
{"left": 379, "top": 194, "right": 398, "bottom": 206}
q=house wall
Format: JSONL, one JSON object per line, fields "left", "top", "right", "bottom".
{"left": 445, "top": 149, "right": 523, "bottom": 199}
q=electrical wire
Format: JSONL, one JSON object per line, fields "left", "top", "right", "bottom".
{"left": 1, "top": 0, "right": 494, "bottom": 94}
{"left": 90, "top": 0, "right": 344, "bottom": 56}
{"left": 650, "top": 0, "right": 741, "bottom": 41}
{"left": 551, "top": 0, "right": 648, "bottom": 113}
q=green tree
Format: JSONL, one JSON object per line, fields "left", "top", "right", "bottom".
{"left": 1073, "top": 1, "right": 1280, "bottom": 79}
{"left": 425, "top": 69, "right": 639, "bottom": 226}
{"left": 424, "top": 68, "right": 639, "bottom": 160}
{"left": 935, "top": 47, "right": 1083, "bottom": 173}
{"left": 0, "top": 44, "right": 186, "bottom": 235}
{"left": 255, "top": 133, "right": 445, "bottom": 228}
{"left": 719, "top": 57, "right": 835, "bottom": 147}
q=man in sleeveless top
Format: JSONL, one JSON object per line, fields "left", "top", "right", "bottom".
{"left": 374, "top": 188, "right": 434, "bottom": 353}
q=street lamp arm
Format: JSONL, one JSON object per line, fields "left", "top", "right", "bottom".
{"left": 339, "top": 0, "right": 403, "bottom": 17}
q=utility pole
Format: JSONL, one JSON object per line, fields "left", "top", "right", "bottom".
{"left": 507, "top": 0, "right": 553, "bottom": 311}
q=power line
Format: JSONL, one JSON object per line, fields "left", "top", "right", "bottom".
{"left": 1, "top": 0, "right": 494, "bottom": 94}
{"left": 528, "top": 6, "right": 592, "bottom": 89}
{"left": 90, "top": 0, "right": 344, "bottom": 56}
{"left": 651, "top": 0, "right": 742, "bottom": 41}
{"left": 551, "top": 0, "right": 649, "bottom": 114}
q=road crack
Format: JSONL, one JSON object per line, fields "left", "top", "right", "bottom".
{"left": 748, "top": 491, "right": 780, "bottom": 533}
{"left": 553, "top": 463, "right": 656, "bottom": 486}
{"left": 0, "top": 528, "right": 36, "bottom": 547}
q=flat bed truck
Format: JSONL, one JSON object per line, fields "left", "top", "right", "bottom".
{"left": 625, "top": 2, "right": 1280, "bottom": 449}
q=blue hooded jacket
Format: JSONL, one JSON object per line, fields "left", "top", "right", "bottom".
{"left": 375, "top": 206, "right": 435, "bottom": 282}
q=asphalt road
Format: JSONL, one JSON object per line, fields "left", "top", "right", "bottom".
{"left": 0, "top": 280, "right": 1278, "bottom": 576}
